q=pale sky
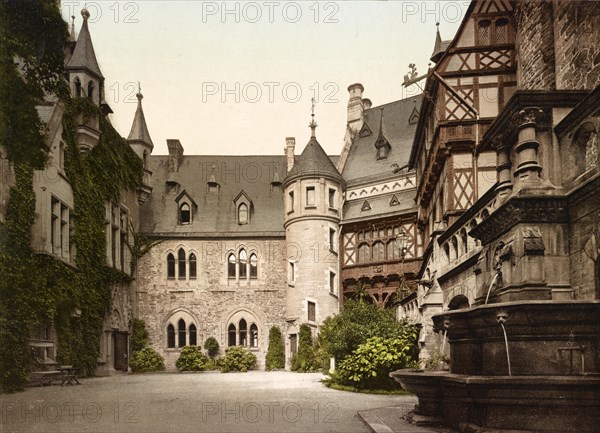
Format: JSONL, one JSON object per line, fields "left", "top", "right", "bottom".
{"left": 61, "top": 1, "right": 467, "bottom": 156}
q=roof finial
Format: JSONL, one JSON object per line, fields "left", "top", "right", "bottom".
{"left": 81, "top": 7, "right": 90, "bottom": 20}
{"left": 136, "top": 81, "right": 143, "bottom": 101}
{"left": 70, "top": 15, "right": 76, "bottom": 37}
{"left": 309, "top": 97, "right": 317, "bottom": 138}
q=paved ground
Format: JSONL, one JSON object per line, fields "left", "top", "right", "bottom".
{"left": 0, "top": 372, "right": 422, "bottom": 433}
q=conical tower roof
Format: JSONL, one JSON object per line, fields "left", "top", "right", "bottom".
{"left": 286, "top": 136, "right": 343, "bottom": 183}
{"left": 66, "top": 8, "right": 103, "bottom": 79}
{"left": 128, "top": 89, "right": 154, "bottom": 149}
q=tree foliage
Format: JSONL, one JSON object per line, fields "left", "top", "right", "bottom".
{"left": 291, "top": 324, "right": 320, "bottom": 372}
{"left": 131, "top": 319, "right": 149, "bottom": 354}
{"left": 219, "top": 346, "right": 257, "bottom": 372}
{"left": 129, "top": 347, "right": 165, "bottom": 373}
{"left": 203, "top": 337, "right": 220, "bottom": 359}
{"left": 176, "top": 346, "right": 209, "bottom": 372}
{"left": 265, "top": 326, "right": 285, "bottom": 371}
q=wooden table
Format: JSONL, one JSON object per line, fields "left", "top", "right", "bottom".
{"left": 58, "top": 365, "right": 80, "bottom": 385}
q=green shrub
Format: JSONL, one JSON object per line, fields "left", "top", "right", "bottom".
{"left": 291, "top": 324, "right": 320, "bottom": 372}
{"left": 203, "top": 337, "right": 220, "bottom": 359}
{"left": 176, "top": 346, "right": 209, "bottom": 371}
{"left": 335, "top": 336, "right": 418, "bottom": 390}
{"left": 265, "top": 326, "right": 285, "bottom": 371}
{"left": 129, "top": 347, "right": 165, "bottom": 373}
{"left": 220, "top": 346, "right": 256, "bottom": 372}
{"left": 131, "top": 319, "right": 149, "bottom": 353}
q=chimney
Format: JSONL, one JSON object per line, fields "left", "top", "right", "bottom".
{"left": 285, "top": 137, "right": 295, "bottom": 172}
{"left": 362, "top": 98, "right": 372, "bottom": 110}
{"left": 347, "top": 83, "right": 365, "bottom": 136}
{"left": 167, "top": 139, "right": 184, "bottom": 172}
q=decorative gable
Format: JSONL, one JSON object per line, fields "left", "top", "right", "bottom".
{"left": 409, "top": 106, "right": 420, "bottom": 125}
{"left": 359, "top": 122, "right": 372, "bottom": 137}
{"left": 175, "top": 190, "right": 197, "bottom": 225}
{"left": 233, "top": 190, "right": 253, "bottom": 225}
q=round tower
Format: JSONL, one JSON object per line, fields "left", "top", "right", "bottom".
{"left": 282, "top": 117, "right": 345, "bottom": 356}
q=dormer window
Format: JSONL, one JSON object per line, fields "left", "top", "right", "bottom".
{"left": 478, "top": 20, "right": 491, "bottom": 45}
{"left": 238, "top": 203, "right": 248, "bottom": 225}
{"left": 74, "top": 77, "right": 82, "bottom": 97}
{"left": 179, "top": 203, "right": 190, "bottom": 224}
{"left": 377, "top": 144, "right": 390, "bottom": 160}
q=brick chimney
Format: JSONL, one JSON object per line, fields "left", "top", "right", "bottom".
{"left": 362, "top": 98, "right": 372, "bottom": 110}
{"left": 167, "top": 139, "right": 184, "bottom": 172}
{"left": 285, "top": 137, "right": 295, "bottom": 171}
{"left": 347, "top": 83, "right": 365, "bottom": 136}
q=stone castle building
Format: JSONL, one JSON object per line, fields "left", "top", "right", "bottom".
{"left": 2, "top": 0, "right": 598, "bottom": 379}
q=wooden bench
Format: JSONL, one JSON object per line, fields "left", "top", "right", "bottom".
{"left": 30, "top": 370, "right": 63, "bottom": 386}
{"left": 58, "top": 366, "right": 81, "bottom": 385}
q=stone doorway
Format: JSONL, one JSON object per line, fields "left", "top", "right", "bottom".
{"left": 113, "top": 331, "right": 128, "bottom": 371}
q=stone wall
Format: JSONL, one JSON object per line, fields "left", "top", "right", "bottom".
{"left": 554, "top": 0, "right": 600, "bottom": 90}
{"left": 136, "top": 238, "right": 288, "bottom": 370}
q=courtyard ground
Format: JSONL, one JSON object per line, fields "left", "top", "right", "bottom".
{"left": 0, "top": 371, "right": 422, "bottom": 433}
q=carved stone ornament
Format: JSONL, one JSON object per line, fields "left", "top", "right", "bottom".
{"left": 522, "top": 226, "right": 545, "bottom": 255}
{"left": 513, "top": 107, "right": 546, "bottom": 129}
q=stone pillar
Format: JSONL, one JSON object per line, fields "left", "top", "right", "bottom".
{"left": 494, "top": 135, "right": 512, "bottom": 199}
{"left": 513, "top": 107, "right": 544, "bottom": 186}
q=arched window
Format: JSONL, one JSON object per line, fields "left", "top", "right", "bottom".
{"left": 478, "top": 19, "right": 491, "bottom": 45}
{"left": 179, "top": 203, "right": 190, "bottom": 224}
{"left": 74, "top": 77, "right": 82, "bottom": 97}
{"left": 228, "top": 323, "right": 236, "bottom": 347}
{"left": 178, "top": 248, "right": 186, "bottom": 280}
{"left": 228, "top": 253, "right": 236, "bottom": 279}
{"left": 495, "top": 18, "right": 509, "bottom": 44}
{"left": 238, "top": 203, "right": 248, "bottom": 225}
{"left": 250, "top": 324, "right": 258, "bottom": 348}
{"left": 372, "top": 241, "right": 385, "bottom": 262}
{"left": 189, "top": 253, "right": 197, "bottom": 279}
{"left": 189, "top": 324, "right": 197, "bottom": 346}
{"left": 178, "top": 319, "right": 186, "bottom": 347}
{"left": 239, "top": 249, "right": 247, "bottom": 279}
{"left": 451, "top": 236, "right": 459, "bottom": 261}
{"left": 167, "top": 253, "right": 175, "bottom": 279}
{"left": 460, "top": 229, "right": 468, "bottom": 255}
{"left": 358, "top": 243, "right": 369, "bottom": 263}
{"left": 87, "top": 81, "right": 94, "bottom": 99}
{"left": 167, "top": 324, "right": 175, "bottom": 348}
{"left": 143, "top": 151, "right": 148, "bottom": 167}
{"left": 249, "top": 253, "right": 257, "bottom": 278}
{"left": 239, "top": 319, "right": 247, "bottom": 346}
{"left": 387, "top": 239, "right": 396, "bottom": 260}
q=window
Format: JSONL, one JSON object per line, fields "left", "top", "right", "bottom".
{"left": 167, "top": 253, "right": 175, "bottom": 278}
{"left": 189, "top": 324, "right": 197, "bottom": 346}
{"left": 119, "top": 210, "right": 127, "bottom": 271}
{"left": 329, "top": 228, "right": 336, "bottom": 252}
{"left": 239, "top": 249, "right": 247, "bottom": 279}
{"left": 50, "top": 196, "right": 72, "bottom": 261}
{"left": 239, "top": 319, "right": 247, "bottom": 346}
{"left": 307, "top": 301, "right": 316, "bottom": 322}
{"left": 178, "top": 248, "right": 186, "bottom": 280}
{"left": 373, "top": 241, "right": 385, "bottom": 262}
{"left": 87, "top": 81, "right": 94, "bottom": 99}
{"left": 288, "top": 191, "right": 295, "bottom": 211}
{"left": 106, "top": 203, "right": 127, "bottom": 271}
{"left": 460, "top": 229, "right": 468, "bottom": 255}
{"left": 249, "top": 253, "right": 258, "bottom": 278}
{"left": 74, "top": 77, "right": 81, "bottom": 97}
{"left": 495, "top": 18, "right": 509, "bottom": 44}
{"left": 179, "top": 203, "right": 190, "bottom": 224}
{"left": 238, "top": 203, "right": 248, "bottom": 225}
{"left": 228, "top": 324, "right": 236, "bottom": 347}
{"left": 189, "top": 253, "right": 197, "bottom": 279}
{"left": 167, "top": 324, "right": 175, "bottom": 348}
{"left": 328, "top": 189, "right": 335, "bottom": 208}
{"left": 289, "top": 261, "right": 295, "bottom": 283}
{"left": 387, "top": 239, "right": 396, "bottom": 260}
{"left": 376, "top": 145, "right": 390, "bottom": 160}
{"left": 478, "top": 19, "right": 491, "bottom": 45}
{"left": 290, "top": 334, "right": 297, "bottom": 355}
{"left": 329, "top": 271, "right": 336, "bottom": 294}
{"left": 306, "top": 186, "right": 315, "bottom": 206}
{"left": 51, "top": 197, "right": 59, "bottom": 255}
{"left": 228, "top": 253, "right": 236, "bottom": 279}
{"left": 250, "top": 324, "right": 258, "bottom": 348}
{"left": 178, "top": 319, "right": 186, "bottom": 348}
{"left": 358, "top": 243, "right": 369, "bottom": 263}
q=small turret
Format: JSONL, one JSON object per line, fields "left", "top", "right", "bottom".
{"left": 127, "top": 85, "right": 154, "bottom": 205}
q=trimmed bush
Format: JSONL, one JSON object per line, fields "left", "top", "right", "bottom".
{"left": 220, "top": 346, "right": 256, "bottom": 372}
{"left": 203, "top": 336, "right": 220, "bottom": 359}
{"left": 176, "top": 346, "right": 209, "bottom": 371}
{"left": 335, "top": 336, "right": 418, "bottom": 390}
{"left": 265, "top": 326, "right": 285, "bottom": 371}
{"left": 131, "top": 319, "right": 149, "bottom": 353}
{"left": 291, "top": 324, "right": 319, "bottom": 372}
{"left": 129, "top": 347, "right": 165, "bottom": 373}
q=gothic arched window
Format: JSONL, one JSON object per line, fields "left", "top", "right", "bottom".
{"left": 74, "top": 77, "right": 82, "bottom": 97}
{"left": 179, "top": 203, "right": 190, "bottom": 224}
{"left": 239, "top": 249, "right": 247, "bottom": 279}
{"left": 167, "top": 253, "right": 175, "bottom": 279}
{"left": 228, "top": 323, "right": 236, "bottom": 347}
{"left": 249, "top": 253, "right": 258, "bottom": 278}
{"left": 238, "top": 203, "right": 248, "bottom": 225}
{"left": 228, "top": 253, "right": 236, "bottom": 279}
{"left": 189, "top": 324, "right": 197, "bottom": 346}
{"left": 239, "top": 319, "right": 247, "bottom": 346}
{"left": 167, "top": 324, "right": 175, "bottom": 348}
{"left": 87, "top": 81, "right": 94, "bottom": 99}
{"left": 178, "top": 248, "right": 186, "bottom": 280}
{"left": 189, "top": 253, "right": 197, "bottom": 279}
{"left": 250, "top": 324, "right": 258, "bottom": 348}
{"left": 178, "top": 319, "right": 186, "bottom": 347}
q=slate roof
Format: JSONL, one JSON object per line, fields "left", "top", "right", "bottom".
{"left": 66, "top": 11, "right": 103, "bottom": 79}
{"left": 286, "top": 136, "right": 343, "bottom": 183}
{"left": 342, "top": 96, "right": 422, "bottom": 186}
{"left": 127, "top": 93, "right": 154, "bottom": 148}
{"left": 140, "top": 155, "right": 288, "bottom": 236}
{"left": 343, "top": 188, "right": 416, "bottom": 223}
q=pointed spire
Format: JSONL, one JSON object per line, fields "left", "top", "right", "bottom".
{"left": 67, "top": 8, "right": 103, "bottom": 78}
{"left": 309, "top": 97, "right": 317, "bottom": 138}
{"left": 127, "top": 84, "right": 154, "bottom": 149}
{"left": 430, "top": 22, "right": 450, "bottom": 63}
{"left": 68, "top": 15, "right": 76, "bottom": 42}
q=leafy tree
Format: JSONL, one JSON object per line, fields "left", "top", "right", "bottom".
{"left": 291, "top": 324, "right": 319, "bottom": 372}
{"left": 176, "top": 346, "right": 209, "bottom": 371}
{"left": 220, "top": 346, "right": 256, "bottom": 372}
{"left": 265, "top": 326, "right": 285, "bottom": 371}
{"left": 129, "top": 347, "right": 165, "bottom": 373}
{"left": 203, "top": 336, "right": 219, "bottom": 359}
{"left": 131, "top": 319, "right": 149, "bottom": 353}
